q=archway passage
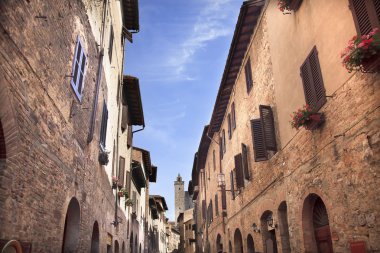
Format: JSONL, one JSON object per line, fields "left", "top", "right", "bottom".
{"left": 278, "top": 202, "right": 291, "bottom": 253}
{"left": 313, "top": 197, "right": 333, "bottom": 253}
{"left": 234, "top": 229, "right": 244, "bottom": 253}
{"left": 130, "top": 233, "right": 133, "bottom": 253}
{"left": 216, "top": 234, "right": 223, "bottom": 253}
{"left": 115, "top": 240, "right": 119, "bottom": 253}
{"left": 122, "top": 241, "right": 125, "bottom": 253}
{"left": 61, "top": 198, "right": 81, "bottom": 253}
{"left": 228, "top": 241, "right": 232, "bottom": 253}
{"left": 247, "top": 234, "right": 255, "bottom": 253}
{"left": 302, "top": 194, "right": 333, "bottom": 253}
{"left": 90, "top": 221, "right": 100, "bottom": 253}
{"left": 0, "top": 120, "right": 6, "bottom": 160}
{"left": 260, "top": 211, "right": 278, "bottom": 253}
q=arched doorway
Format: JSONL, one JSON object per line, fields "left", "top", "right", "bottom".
{"left": 139, "top": 243, "right": 141, "bottom": 253}
{"left": 234, "top": 229, "right": 243, "bottom": 253}
{"left": 134, "top": 235, "right": 137, "bottom": 253}
{"left": 130, "top": 233, "right": 133, "bottom": 253}
{"left": 302, "top": 194, "right": 333, "bottom": 253}
{"left": 61, "top": 197, "right": 81, "bottom": 253}
{"left": 114, "top": 240, "right": 119, "bottom": 253}
{"left": 260, "top": 210, "right": 278, "bottom": 253}
{"left": 216, "top": 234, "right": 223, "bottom": 253}
{"left": 278, "top": 202, "right": 291, "bottom": 253}
{"left": 122, "top": 241, "right": 125, "bottom": 253}
{"left": 0, "top": 120, "right": 6, "bottom": 161}
{"left": 90, "top": 221, "right": 100, "bottom": 253}
{"left": 247, "top": 234, "right": 255, "bottom": 253}
{"left": 228, "top": 241, "right": 232, "bottom": 253}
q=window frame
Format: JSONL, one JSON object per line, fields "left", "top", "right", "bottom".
{"left": 70, "top": 36, "right": 87, "bottom": 102}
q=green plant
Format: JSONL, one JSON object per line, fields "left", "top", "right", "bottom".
{"left": 120, "top": 188, "right": 129, "bottom": 198}
{"left": 341, "top": 28, "right": 380, "bottom": 72}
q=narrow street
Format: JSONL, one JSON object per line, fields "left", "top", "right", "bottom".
{"left": 0, "top": 0, "right": 379, "bottom": 253}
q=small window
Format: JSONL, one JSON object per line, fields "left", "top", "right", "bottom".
{"left": 227, "top": 114, "right": 232, "bottom": 139}
{"left": 234, "top": 154, "right": 244, "bottom": 189}
{"left": 118, "top": 156, "right": 125, "bottom": 186}
{"left": 241, "top": 144, "right": 250, "bottom": 180}
{"left": 109, "top": 25, "right": 114, "bottom": 62}
{"left": 222, "top": 130, "right": 226, "bottom": 153}
{"left": 100, "top": 102, "right": 108, "bottom": 149}
{"left": 349, "top": 0, "right": 380, "bottom": 36}
{"left": 70, "top": 36, "right": 87, "bottom": 101}
{"left": 231, "top": 102, "right": 236, "bottom": 130}
{"left": 230, "top": 170, "right": 235, "bottom": 200}
{"left": 215, "top": 194, "right": 219, "bottom": 216}
{"left": 219, "top": 136, "right": 223, "bottom": 160}
{"left": 300, "top": 47, "right": 326, "bottom": 111}
{"left": 245, "top": 58, "right": 253, "bottom": 92}
{"left": 213, "top": 150, "right": 216, "bottom": 171}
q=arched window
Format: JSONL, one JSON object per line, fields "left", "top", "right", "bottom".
{"left": 247, "top": 234, "right": 255, "bottom": 253}
{"left": 61, "top": 198, "right": 80, "bottom": 253}
{"left": 90, "top": 221, "right": 100, "bottom": 253}
{"left": 216, "top": 234, "right": 223, "bottom": 253}
{"left": 302, "top": 194, "right": 333, "bottom": 253}
{"left": 234, "top": 229, "right": 243, "bottom": 253}
{"left": 260, "top": 210, "right": 278, "bottom": 253}
{"left": 114, "top": 240, "right": 119, "bottom": 253}
{"left": 278, "top": 202, "right": 291, "bottom": 253}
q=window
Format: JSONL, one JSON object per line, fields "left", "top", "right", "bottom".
{"left": 245, "top": 58, "right": 253, "bottom": 92}
{"left": 219, "top": 136, "right": 223, "bottom": 160}
{"left": 70, "top": 36, "right": 86, "bottom": 101}
{"left": 213, "top": 150, "right": 216, "bottom": 171}
{"left": 300, "top": 47, "right": 326, "bottom": 111}
{"left": 230, "top": 170, "right": 235, "bottom": 200}
{"left": 349, "top": 0, "right": 380, "bottom": 36}
{"left": 109, "top": 25, "right": 114, "bottom": 61}
{"left": 251, "top": 105, "right": 277, "bottom": 162}
{"left": 227, "top": 114, "right": 232, "bottom": 139}
{"left": 231, "top": 102, "right": 236, "bottom": 130}
{"left": 118, "top": 156, "right": 125, "bottom": 186}
{"left": 100, "top": 102, "right": 108, "bottom": 149}
{"left": 215, "top": 194, "right": 219, "bottom": 216}
{"left": 222, "top": 130, "right": 226, "bottom": 153}
{"left": 234, "top": 154, "right": 244, "bottom": 189}
{"left": 241, "top": 144, "right": 250, "bottom": 180}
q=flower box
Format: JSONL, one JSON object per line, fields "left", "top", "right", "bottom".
{"left": 278, "top": 0, "right": 303, "bottom": 13}
{"left": 118, "top": 191, "right": 124, "bottom": 197}
{"left": 304, "top": 113, "right": 325, "bottom": 131}
{"left": 341, "top": 28, "right": 380, "bottom": 73}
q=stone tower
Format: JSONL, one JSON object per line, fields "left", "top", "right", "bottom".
{"left": 174, "top": 174, "right": 185, "bottom": 222}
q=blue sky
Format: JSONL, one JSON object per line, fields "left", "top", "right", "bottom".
{"left": 124, "top": 0, "right": 242, "bottom": 220}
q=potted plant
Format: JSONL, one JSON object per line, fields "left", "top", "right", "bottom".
{"left": 341, "top": 28, "right": 380, "bottom": 73}
{"left": 98, "top": 150, "right": 110, "bottom": 165}
{"left": 117, "top": 191, "right": 124, "bottom": 197}
{"left": 120, "top": 188, "right": 129, "bottom": 198}
{"left": 290, "top": 104, "right": 325, "bottom": 130}
{"left": 111, "top": 176, "right": 118, "bottom": 189}
{"left": 278, "top": 0, "right": 302, "bottom": 13}
{"left": 125, "top": 198, "right": 134, "bottom": 208}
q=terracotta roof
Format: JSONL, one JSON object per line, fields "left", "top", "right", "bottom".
{"left": 197, "top": 125, "right": 211, "bottom": 171}
{"left": 191, "top": 153, "right": 198, "bottom": 186}
{"left": 133, "top": 147, "right": 151, "bottom": 174}
{"left": 208, "top": 0, "right": 265, "bottom": 135}
{"left": 151, "top": 195, "right": 168, "bottom": 211}
{"left": 123, "top": 75, "right": 144, "bottom": 126}
{"left": 121, "top": 0, "right": 139, "bottom": 32}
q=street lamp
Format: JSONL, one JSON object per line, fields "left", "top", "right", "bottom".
{"left": 217, "top": 173, "right": 226, "bottom": 187}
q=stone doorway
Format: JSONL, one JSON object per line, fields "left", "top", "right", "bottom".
{"left": 90, "top": 221, "right": 100, "bottom": 253}
{"left": 216, "top": 234, "right": 223, "bottom": 253}
{"left": 234, "top": 229, "right": 244, "bottom": 253}
{"left": 61, "top": 198, "right": 80, "bottom": 253}
{"left": 247, "top": 234, "right": 255, "bottom": 253}
{"left": 260, "top": 211, "right": 278, "bottom": 253}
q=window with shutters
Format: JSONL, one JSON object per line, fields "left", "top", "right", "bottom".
{"left": 219, "top": 136, "right": 224, "bottom": 160}
{"left": 228, "top": 114, "right": 232, "bottom": 139}
{"left": 121, "top": 105, "right": 129, "bottom": 132}
{"left": 235, "top": 154, "right": 245, "bottom": 189}
{"left": 70, "top": 36, "right": 87, "bottom": 101}
{"left": 202, "top": 200, "right": 206, "bottom": 222}
{"left": 222, "top": 130, "right": 226, "bottom": 153}
{"left": 118, "top": 156, "right": 125, "bottom": 186}
{"left": 251, "top": 105, "right": 277, "bottom": 162}
{"left": 300, "top": 47, "right": 326, "bottom": 111}
{"left": 100, "top": 102, "right": 108, "bottom": 149}
{"left": 231, "top": 102, "right": 236, "bottom": 130}
{"left": 213, "top": 150, "right": 216, "bottom": 171}
{"left": 215, "top": 194, "right": 219, "bottom": 216}
{"left": 221, "top": 187, "right": 227, "bottom": 210}
{"left": 245, "top": 58, "right": 253, "bottom": 92}
{"left": 349, "top": 0, "right": 380, "bottom": 36}
{"left": 241, "top": 144, "right": 250, "bottom": 180}
{"left": 109, "top": 25, "right": 114, "bottom": 61}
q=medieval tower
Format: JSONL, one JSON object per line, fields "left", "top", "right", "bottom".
{"left": 174, "top": 174, "right": 185, "bottom": 222}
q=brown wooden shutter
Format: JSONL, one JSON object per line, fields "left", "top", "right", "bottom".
{"left": 215, "top": 194, "right": 219, "bottom": 216}
{"left": 228, "top": 114, "right": 232, "bottom": 139}
{"left": 219, "top": 136, "right": 223, "bottom": 159}
{"left": 232, "top": 102, "right": 236, "bottom": 129}
{"left": 245, "top": 58, "right": 253, "bottom": 92}
{"left": 127, "top": 125, "right": 132, "bottom": 148}
{"left": 259, "top": 105, "right": 277, "bottom": 152}
{"left": 300, "top": 47, "right": 326, "bottom": 111}
{"left": 349, "top": 0, "right": 380, "bottom": 36}
{"left": 202, "top": 200, "right": 206, "bottom": 221}
{"left": 125, "top": 171, "right": 131, "bottom": 192}
{"left": 221, "top": 187, "right": 227, "bottom": 210}
{"left": 241, "top": 144, "right": 250, "bottom": 180}
{"left": 121, "top": 105, "right": 128, "bottom": 132}
{"left": 251, "top": 119, "right": 268, "bottom": 161}
{"left": 230, "top": 171, "right": 235, "bottom": 200}
{"left": 235, "top": 154, "right": 244, "bottom": 188}
{"left": 222, "top": 130, "right": 226, "bottom": 153}
{"left": 118, "top": 156, "right": 125, "bottom": 185}
{"left": 210, "top": 201, "right": 213, "bottom": 221}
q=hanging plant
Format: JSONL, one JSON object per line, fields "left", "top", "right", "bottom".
{"left": 278, "top": 0, "right": 302, "bottom": 13}
{"left": 290, "top": 104, "right": 325, "bottom": 130}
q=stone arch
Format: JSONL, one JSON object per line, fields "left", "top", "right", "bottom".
{"left": 277, "top": 201, "right": 291, "bottom": 253}
{"left": 302, "top": 193, "right": 333, "bottom": 253}
{"left": 216, "top": 234, "right": 223, "bottom": 253}
{"left": 90, "top": 221, "right": 100, "bottom": 253}
{"left": 114, "top": 240, "right": 119, "bottom": 253}
{"left": 122, "top": 241, "right": 125, "bottom": 253}
{"left": 61, "top": 197, "right": 81, "bottom": 253}
{"left": 260, "top": 210, "right": 278, "bottom": 253}
{"left": 247, "top": 234, "right": 255, "bottom": 253}
{"left": 234, "top": 228, "right": 243, "bottom": 253}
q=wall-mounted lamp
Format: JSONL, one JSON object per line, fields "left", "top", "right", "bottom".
{"left": 252, "top": 223, "right": 260, "bottom": 233}
{"left": 217, "top": 173, "right": 226, "bottom": 187}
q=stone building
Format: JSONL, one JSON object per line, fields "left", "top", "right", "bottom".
{"left": 167, "top": 221, "right": 180, "bottom": 253}
{"left": 0, "top": 0, "right": 156, "bottom": 252}
{"left": 192, "top": 0, "right": 380, "bottom": 253}
{"left": 175, "top": 174, "right": 194, "bottom": 222}
{"left": 150, "top": 195, "right": 169, "bottom": 253}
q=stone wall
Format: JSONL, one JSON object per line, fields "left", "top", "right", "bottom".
{"left": 0, "top": 0, "right": 130, "bottom": 252}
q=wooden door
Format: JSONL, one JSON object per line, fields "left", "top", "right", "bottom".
{"left": 315, "top": 226, "right": 333, "bottom": 253}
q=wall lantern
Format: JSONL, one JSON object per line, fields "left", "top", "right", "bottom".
{"left": 252, "top": 223, "right": 260, "bottom": 233}
{"left": 217, "top": 173, "right": 226, "bottom": 187}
